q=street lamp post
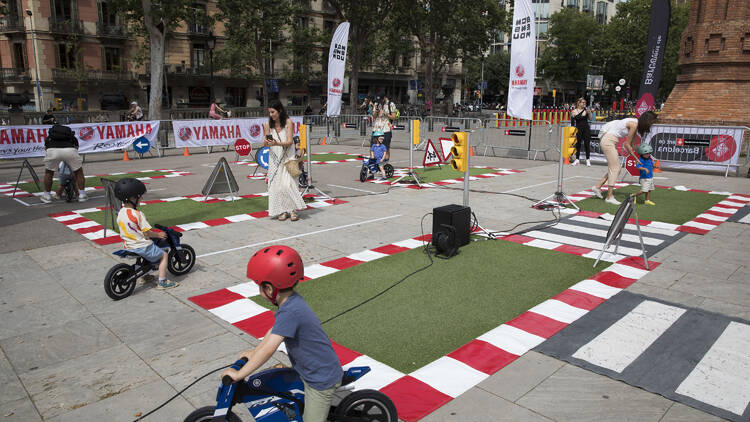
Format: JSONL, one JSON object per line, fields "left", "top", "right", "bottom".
{"left": 207, "top": 31, "right": 216, "bottom": 104}
{"left": 26, "top": 9, "right": 43, "bottom": 111}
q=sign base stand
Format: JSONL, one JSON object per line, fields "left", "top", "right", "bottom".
{"left": 12, "top": 159, "right": 41, "bottom": 198}
{"left": 593, "top": 196, "right": 649, "bottom": 270}
{"left": 532, "top": 130, "right": 579, "bottom": 211}
{"left": 202, "top": 157, "right": 240, "bottom": 202}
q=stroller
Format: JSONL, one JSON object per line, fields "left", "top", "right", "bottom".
{"left": 58, "top": 161, "right": 77, "bottom": 202}
{"left": 359, "top": 156, "right": 394, "bottom": 182}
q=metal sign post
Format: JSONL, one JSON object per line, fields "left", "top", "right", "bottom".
{"left": 202, "top": 157, "right": 239, "bottom": 202}
{"left": 532, "top": 128, "right": 579, "bottom": 210}
{"left": 12, "top": 159, "right": 40, "bottom": 198}
{"left": 593, "top": 196, "right": 649, "bottom": 270}
{"left": 390, "top": 119, "right": 423, "bottom": 187}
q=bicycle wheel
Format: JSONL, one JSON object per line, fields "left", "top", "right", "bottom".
{"left": 104, "top": 263, "right": 136, "bottom": 300}
{"left": 184, "top": 406, "right": 241, "bottom": 422}
{"left": 168, "top": 244, "right": 195, "bottom": 276}
{"left": 383, "top": 164, "right": 394, "bottom": 179}
{"left": 359, "top": 167, "right": 368, "bottom": 182}
{"left": 332, "top": 389, "right": 398, "bottom": 422}
{"left": 64, "top": 183, "right": 76, "bottom": 202}
{"left": 299, "top": 172, "right": 308, "bottom": 188}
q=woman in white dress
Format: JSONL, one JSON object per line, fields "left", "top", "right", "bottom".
{"left": 264, "top": 102, "right": 306, "bottom": 221}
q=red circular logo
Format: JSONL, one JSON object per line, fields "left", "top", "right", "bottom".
{"left": 515, "top": 65, "right": 525, "bottom": 78}
{"left": 616, "top": 135, "right": 641, "bottom": 157}
{"left": 178, "top": 127, "right": 192, "bottom": 141}
{"left": 333, "top": 78, "right": 341, "bottom": 87}
{"left": 78, "top": 126, "right": 94, "bottom": 141}
{"left": 234, "top": 138, "right": 252, "bottom": 156}
{"left": 250, "top": 124, "right": 261, "bottom": 138}
{"left": 705, "top": 134, "right": 737, "bottom": 163}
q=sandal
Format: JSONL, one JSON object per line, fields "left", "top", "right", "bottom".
{"left": 290, "top": 212, "right": 299, "bottom": 221}
{"left": 278, "top": 212, "right": 289, "bottom": 221}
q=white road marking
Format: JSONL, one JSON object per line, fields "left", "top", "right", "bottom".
{"left": 327, "top": 184, "right": 379, "bottom": 194}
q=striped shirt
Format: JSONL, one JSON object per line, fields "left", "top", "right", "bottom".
{"left": 117, "top": 207, "right": 153, "bottom": 249}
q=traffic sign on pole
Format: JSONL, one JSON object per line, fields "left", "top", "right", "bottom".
{"left": 133, "top": 136, "right": 150, "bottom": 154}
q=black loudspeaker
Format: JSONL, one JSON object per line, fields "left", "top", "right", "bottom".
{"left": 433, "top": 204, "right": 471, "bottom": 247}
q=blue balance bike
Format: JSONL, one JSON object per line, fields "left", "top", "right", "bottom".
{"left": 184, "top": 358, "right": 398, "bottom": 422}
{"left": 359, "top": 157, "right": 394, "bottom": 182}
{"left": 104, "top": 224, "right": 195, "bottom": 300}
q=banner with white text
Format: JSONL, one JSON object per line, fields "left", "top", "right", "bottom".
{"left": 173, "top": 117, "right": 303, "bottom": 148}
{"left": 0, "top": 121, "right": 160, "bottom": 159}
{"left": 327, "top": 22, "right": 349, "bottom": 117}
{"left": 507, "top": 0, "right": 536, "bottom": 121}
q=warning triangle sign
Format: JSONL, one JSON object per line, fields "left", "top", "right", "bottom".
{"left": 439, "top": 137, "right": 454, "bottom": 162}
{"left": 423, "top": 139, "right": 441, "bottom": 167}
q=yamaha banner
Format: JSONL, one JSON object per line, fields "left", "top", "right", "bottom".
{"left": 507, "top": 0, "right": 536, "bottom": 121}
{"left": 327, "top": 22, "right": 349, "bottom": 117}
{"left": 635, "top": 0, "right": 670, "bottom": 117}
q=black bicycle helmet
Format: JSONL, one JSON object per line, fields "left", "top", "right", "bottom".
{"left": 114, "top": 178, "right": 146, "bottom": 207}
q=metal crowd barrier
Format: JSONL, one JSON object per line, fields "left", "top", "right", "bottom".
{"left": 479, "top": 119, "right": 554, "bottom": 160}
{"left": 415, "top": 116, "right": 483, "bottom": 151}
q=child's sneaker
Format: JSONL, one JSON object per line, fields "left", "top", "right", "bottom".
{"left": 141, "top": 274, "right": 157, "bottom": 284}
{"left": 645, "top": 200, "right": 656, "bottom": 206}
{"left": 591, "top": 186, "right": 603, "bottom": 199}
{"left": 78, "top": 191, "right": 88, "bottom": 202}
{"left": 157, "top": 279, "right": 179, "bottom": 289}
{"left": 40, "top": 192, "right": 52, "bottom": 203}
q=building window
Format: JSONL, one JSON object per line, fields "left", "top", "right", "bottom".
{"left": 323, "top": 20, "right": 335, "bottom": 35}
{"left": 99, "top": 0, "right": 117, "bottom": 25}
{"left": 192, "top": 43, "right": 206, "bottom": 70}
{"left": 566, "top": 0, "right": 579, "bottom": 8}
{"left": 13, "top": 43, "right": 27, "bottom": 69}
{"left": 188, "top": 3, "right": 208, "bottom": 34}
{"left": 296, "top": 16, "right": 307, "bottom": 28}
{"left": 533, "top": 2, "right": 549, "bottom": 18}
{"left": 225, "top": 87, "right": 246, "bottom": 107}
{"left": 582, "top": 0, "right": 594, "bottom": 13}
{"left": 537, "top": 21, "right": 548, "bottom": 37}
{"left": 56, "top": 43, "right": 77, "bottom": 69}
{"left": 51, "top": 0, "right": 74, "bottom": 21}
{"left": 104, "top": 47, "right": 121, "bottom": 71}
{"left": 596, "top": 1, "right": 607, "bottom": 24}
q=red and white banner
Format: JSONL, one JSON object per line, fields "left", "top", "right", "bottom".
{"left": 173, "top": 117, "right": 302, "bottom": 147}
{"left": 0, "top": 121, "right": 160, "bottom": 159}
{"left": 327, "top": 22, "right": 349, "bottom": 117}
{"left": 507, "top": 0, "right": 536, "bottom": 121}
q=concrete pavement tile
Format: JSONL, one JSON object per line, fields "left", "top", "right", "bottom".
{"left": 26, "top": 241, "right": 104, "bottom": 271}
{"left": 670, "top": 272, "right": 750, "bottom": 307}
{"left": 477, "top": 351, "right": 565, "bottom": 402}
{"left": 0, "top": 398, "right": 42, "bottom": 422}
{"left": 709, "top": 247, "right": 750, "bottom": 267}
{"left": 659, "top": 256, "right": 739, "bottom": 280}
{"left": 194, "top": 252, "right": 251, "bottom": 284}
{"left": 145, "top": 332, "right": 250, "bottom": 378}
{"left": 0, "top": 351, "right": 27, "bottom": 405}
{"left": 660, "top": 241, "right": 718, "bottom": 259}
{"left": 422, "top": 387, "right": 552, "bottom": 422}
{"left": 0, "top": 251, "right": 31, "bottom": 272}
{"left": 697, "top": 297, "right": 750, "bottom": 320}
{"left": 0, "top": 317, "right": 120, "bottom": 375}
{"left": 635, "top": 267, "right": 685, "bottom": 289}
{"left": 19, "top": 344, "right": 159, "bottom": 420}
{"left": 0, "top": 295, "right": 90, "bottom": 340}
{"left": 43, "top": 379, "right": 193, "bottom": 422}
{"left": 659, "top": 402, "right": 725, "bottom": 422}
{"left": 728, "top": 265, "right": 749, "bottom": 283}
{"left": 624, "top": 283, "right": 706, "bottom": 310}
{"left": 0, "top": 268, "right": 61, "bottom": 307}
{"left": 167, "top": 265, "right": 245, "bottom": 298}
{"left": 516, "top": 364, "right": 672, "bottom": 422}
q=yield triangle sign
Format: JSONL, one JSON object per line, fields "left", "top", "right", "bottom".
{"left": 423, "top": 139, "right": 441, "bottom": 167}
{"left": 439, "top": 137, "right": 454, "bottom": 161}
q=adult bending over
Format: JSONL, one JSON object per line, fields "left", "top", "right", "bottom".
{"left": 570, "top": 98, "right": 591, "bottom": 166}
{"left": 41, "top": 124, "right": 87, "bottom": 203}
{"left": 264, "top": 102, "right": 305, "bottom": 221}
{"left": 592, "top": 111, "right": 657, "bottom": 205}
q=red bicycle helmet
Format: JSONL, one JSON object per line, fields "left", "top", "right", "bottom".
{"left": 247, "top": 245, "right": 303, "bottom": 305}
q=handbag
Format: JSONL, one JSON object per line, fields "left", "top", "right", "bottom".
{"left": 284, "top": 156, "right": 302, "bottom": 178}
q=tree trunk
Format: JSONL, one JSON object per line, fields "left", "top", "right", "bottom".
{"left": 349, "top": 39, "right": 362, "bottom": 115}
{"left": 256, "top": 31, "right": 268, "bottom": 108}
{"left": 142, "top": 0, "right": 164, "bottom": 121}
{"left": 424, "top": 33, "right": 436, "bottom": 115}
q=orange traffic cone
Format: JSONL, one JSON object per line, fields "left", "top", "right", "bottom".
{"left": 183, "top": 147, "right": 191, "bottom": 157}
{"left": 469, "top": 146, "right": 475, "bottom": 156}
{"left": 321, "top": 137, "right": 327, "bottom": 146}
{"left": 654, "top": 159, "right": 661, "bottom": 173}
{"left": 563, "top": 156, "right": 570, "bottom": 165}
{"left": 122, "top": 150, "right": 130, "bottom": 161}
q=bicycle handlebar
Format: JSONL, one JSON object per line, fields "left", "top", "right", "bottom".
{"left": 222, "top": 357, "right": 249, "bottom": 386}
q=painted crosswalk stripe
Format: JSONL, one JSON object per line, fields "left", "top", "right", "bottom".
{"left": 675, "top": 321, "right": 750, "bottom": 416}
{"left": 524, "top": 230, "right": 645, "bottom": 257}
{"left": 572, "top": 300, "right": 686, "bottom": 373}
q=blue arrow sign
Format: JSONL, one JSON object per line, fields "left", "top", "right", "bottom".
{"left": 133, "top": 136, "right": 150, "bottom": 154}
{"left": 256, "top": 146, "right": 270, "bottom": 169}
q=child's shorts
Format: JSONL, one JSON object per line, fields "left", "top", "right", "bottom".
{"left": 639, "top": 178, "right": 655, "bottom": 192}
{"left": 129, "top": 242, "right": 165, "bottom": 263}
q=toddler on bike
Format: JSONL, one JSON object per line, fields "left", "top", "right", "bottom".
{"left": 114, "top": 178, "right": 178, "bottom": 289}
{"left": 222, "top": 246, "right": 342, "bottom": 422}
{"left": 370, "top": 130, "right": 388, "bottom": 180}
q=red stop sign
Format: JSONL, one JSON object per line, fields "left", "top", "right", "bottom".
{"left": 234, "top": 138, "right": 252, "bottom": 156}
{"left": 625, "top": 155, "right": 641, "bottom": 177}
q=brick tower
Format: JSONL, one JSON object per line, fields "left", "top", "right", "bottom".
{"left": 659, "top": 0, "right": 750, "bottom": 127}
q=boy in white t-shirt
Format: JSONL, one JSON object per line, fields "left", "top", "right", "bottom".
{"left": 114, "top": 178, "right": 178, "bottom": 289}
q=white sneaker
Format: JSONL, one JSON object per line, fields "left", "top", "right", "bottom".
{"left": 78, "top": 191, "right": 88, "bottom": 202}
{"left": 586, "top": 159, "right": 591, "bottom": 167}
{"left": 50, "top": 191, "right": 59, "bottom": 200}
{"left": 40, "top": 192, "right": 52, "bottom": 203}
{"left": 571, "top": 159, "right": 580, "bottom": 166}
{"left": 605, "top": 197, "right": 621, "bottom": 206}
{"left": 591, "top": 186, "right": 603, "bottom": 199}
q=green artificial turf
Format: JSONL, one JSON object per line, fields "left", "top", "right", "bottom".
{"left": 16, "top": 171, "right": 169, "bottom": 193}
{"left": 253, "top": 238, "right": 601, "bottom": 372}
{"left": 81, "top": 196, "right": 269, "bottom": 232}
{"left": 307, "top": 153, "right": 359, "bottom": 162}
{"left": 575, "top": 185, "right": 727, "bottom": 225}
{"left": 393, "top": 166, "right": 500, "bottom": 184}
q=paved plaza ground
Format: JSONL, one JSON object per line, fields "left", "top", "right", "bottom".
{"left": 0, "top": 141, "right": 748, "bottom": 421}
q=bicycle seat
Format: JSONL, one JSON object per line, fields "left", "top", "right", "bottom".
{"left": 341, "top": 366, "right": 371, "bottom": 386}
{"left": 112, "top": 250, "right": 141, "bottom": 259}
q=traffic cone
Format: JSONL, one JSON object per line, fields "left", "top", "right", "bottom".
{"left": 563, "top": 156, "right": 570, "bottom": 165}
{"left": 122, "top": 149, "right": 130, "bottom": 161}
{"left": 470, "top": 146, "right": 475, "bottom": 156}
{"left": 654, "top": 159, "right": 661, "bottom": 173}
{"left": 321, "top": 137, "right": 327, "bottom": 146}
{"left": 183, "top": 147, "right": 191, "bottom": 157}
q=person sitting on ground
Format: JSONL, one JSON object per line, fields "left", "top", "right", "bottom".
{"left": 114, "top": 178, "right": 178, "bottom": 289}
{"left": 126, "top": 101, "right": 143, "bottom": 121}
{"left": 42, "top": 109, "right": 57, "bottom": 125}
{"left": 631, "top": 143, "right": 656, "bottom": 206}
{"left": 370, "top": 130, "right": 388, "bottom": 180}
{"left": 222, "top": 246, "right": 342, "bottom": 422}
{"left": 209, "top": 98, "right": 228, "bottom": 120}
{"left": 41, "top": 123, "right": 87, "bottom": 203}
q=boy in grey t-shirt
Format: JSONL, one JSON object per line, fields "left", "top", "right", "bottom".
{"left": 222, "top": 246, "right": 342, "bottom": 422}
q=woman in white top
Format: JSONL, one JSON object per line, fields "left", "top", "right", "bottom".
{"left": 264, "top": 102, "right": 306, "bottom": 221}
{"left": 592, "top": 111, "right": 657, "bottom": 205}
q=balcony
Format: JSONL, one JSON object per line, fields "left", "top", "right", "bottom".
{"left": 0, "top": 15, "right": 25, "bottom": 33}
{"left": 48, "top": 18, "right": 85, "bottom": 35}
{"left": 166, "top": 64, "right": 210, "bottom": 75}
{"left": 97, "top": 22, "right": 127, "bottom": 38}
{"left": 53, "top": 68, "right": 133, "bottom": 81}
{"left": 0, "top": 68, "right": 30, "bottom": 82}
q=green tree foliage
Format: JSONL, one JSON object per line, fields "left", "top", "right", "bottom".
{"left": 281, "top": 23, "right": 323, "bottom": 87}
{"left": 393, "top": 0, "right": 504, "bottom": 109}
{"left": 538, "top": 8, "right": 603, "bottom": 88}
{"left": 465, "top": 51, "right": 511, "bottom": 102}
{"left": 601, "top": 0, "right": 688, "bottom": 101}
